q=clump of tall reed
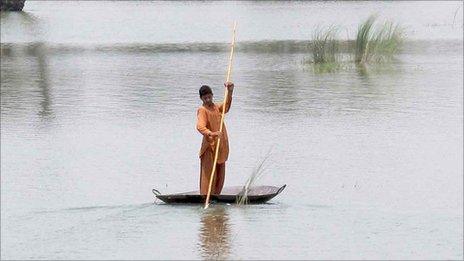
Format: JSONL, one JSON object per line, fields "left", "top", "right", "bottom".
{"left": 311, "top": 26, "right": 340, "bottom": 64}
{"left": 355, "top": 16, "right": 403, "bottom": 64}
{"left": 306, "top": 26, "right": 341, "bottom": 73}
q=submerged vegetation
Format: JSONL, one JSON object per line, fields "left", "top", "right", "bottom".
{"left": 305, "top": 15, "right": 404, "bottom": 73}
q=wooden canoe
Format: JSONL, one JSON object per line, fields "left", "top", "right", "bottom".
{"left": 153, "top": 185, "right": 286, "bottom": 204}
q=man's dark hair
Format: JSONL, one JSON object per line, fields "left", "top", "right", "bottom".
{"left": 199, "top": 85, "right": 213, "bottom": 97}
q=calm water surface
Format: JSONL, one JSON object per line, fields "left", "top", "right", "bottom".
{"left": 1, "top": 1, "right": 463, "bottom": 260}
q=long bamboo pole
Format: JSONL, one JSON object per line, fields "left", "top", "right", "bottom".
{"left": 204, "top": 21, "right": 237, "bottom": 209}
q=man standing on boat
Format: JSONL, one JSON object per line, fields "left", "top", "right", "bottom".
{"left": 196, "top": 82, "right": 234, "bottom": 195}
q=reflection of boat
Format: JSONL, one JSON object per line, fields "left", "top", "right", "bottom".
{"left": 0, "top": 0, "right": 26, "bottom": 11}
{"left": 153, "top": 185, "right": 286, "bottom": 204}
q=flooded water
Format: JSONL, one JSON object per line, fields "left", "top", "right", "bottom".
{"left": 1, "top": 1, "right": 463, "bottom": 260}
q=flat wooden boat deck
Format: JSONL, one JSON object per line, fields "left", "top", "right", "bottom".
{"left": 153, "top": 185, "right": 286, "bottom": 204}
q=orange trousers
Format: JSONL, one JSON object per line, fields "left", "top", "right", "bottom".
{"left": 200, "top": 149, "right": 225, "bottom": 195}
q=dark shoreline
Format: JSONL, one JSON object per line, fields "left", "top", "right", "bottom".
{"left": 0, "top": 0, "right": 25, "bottom": 11}
{"left": 1, "top": 39, "right": 462, "bottom": 56}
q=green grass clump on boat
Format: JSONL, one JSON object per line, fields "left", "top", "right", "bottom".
{"left": 237, "top": 149, "right": 273, "bottom": 205}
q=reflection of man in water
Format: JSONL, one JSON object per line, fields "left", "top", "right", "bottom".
{"left": 196, "top": 82, "right": 234, "bottom": 195}
{"left": 198, "top": 206, "right": 231, "bottom": 260}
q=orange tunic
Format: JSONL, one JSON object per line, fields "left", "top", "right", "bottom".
{"left": 196, "top": 102, "right": 230, "bottom": 164}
